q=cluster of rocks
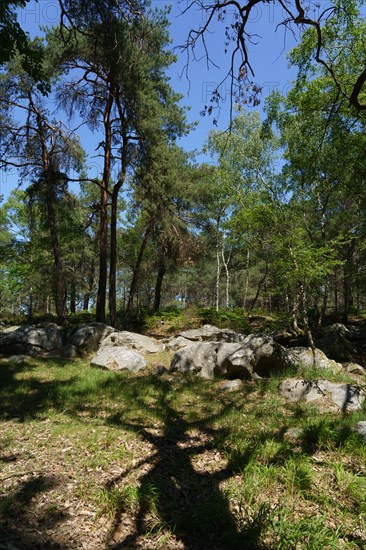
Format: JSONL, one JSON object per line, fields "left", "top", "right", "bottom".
{"left": 1, "top": 322, "right": 365, "bottom": 413}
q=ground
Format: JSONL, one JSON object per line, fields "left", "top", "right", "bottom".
{"left": 0, "top": 353, "right": 365, "bottom": 549}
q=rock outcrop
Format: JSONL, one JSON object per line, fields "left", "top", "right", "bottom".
{"left": 170, "top": 335, "right": 293, "bottom": 380}
{"left": 0, "top": 324, "right": 63, "bottom": 356}
{"left": 279, "top": 378, "right": 365, "bottom": 411}
{"left": 90, "top": 346, "right": 147, "bottom": 372}
{"left": 64, "top": 323, "right": 114, "bottom": 357}
{"left": 100, "top": 331, "right": 164, "bottom": 354}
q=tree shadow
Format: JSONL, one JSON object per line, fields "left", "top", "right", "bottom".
{"left": 0, "top": 358, "right": 79, "bottom": 421}
{"left": 0, "top": 474, "right": 71, "bottom": 549}
{"left": 103, "top": 377, "right": 273, "bottom": 549}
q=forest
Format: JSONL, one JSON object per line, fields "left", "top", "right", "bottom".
{"left": 1, "top": 3, "right": 366, "bottom": 549}
{"left": 1, "top": 0, "right": 366, "bottom": 334}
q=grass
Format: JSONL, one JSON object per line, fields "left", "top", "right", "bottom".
{"left": 0, "top": 355, "right": 365, "bottom": 549}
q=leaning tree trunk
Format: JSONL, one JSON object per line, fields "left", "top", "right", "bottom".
{"left": 250, "top": 259, "right": 268, "bottom": 313}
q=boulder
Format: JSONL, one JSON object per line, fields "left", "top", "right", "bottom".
{"left": 217, "top": 335, "right": 294, "bottom": 379}
{"left": 64, "top": 323, "right": 114, "bottom": 357}
{"left": 90, "top": 346, "right": 146, "bottom": 372}
{"left": 178, "top": 324, "right": 245, "bottom": 343}
{"left": 0, "top": 324, "right": 63, "bottom": 356}
{"left": 287, "top": 347, "right": 343, "bottom": 372}
{"left": 315, "top": 323, "right": 366, "bottom": 363}
{"left": 279, "top": 378, "right": 365, "bottom": 411}
{"left": 170, "top": 342, "right": 220, "bottom": 379}
{"left": 165, "top": 336, "right": 193, "bottom": 351}
{"left": 170, "top": 335, "right": 293, "bottom": 380}
{"left": 100, "top": 331, "right": 164, "bottom": 353}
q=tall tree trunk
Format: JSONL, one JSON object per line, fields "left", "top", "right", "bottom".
{"left": 154, "top": 253, "right": 166, "bottom": 312}
{"left": 46, "top": 187, "right": 68, "bottom": 325}
{"left": 109, "top": 126, "right": 127, "bottom": 327}
{"left": 242, "top": 249, "right": 250, "bottom": 310}
{"left": 215, "top": 219, "right": 221, "bottom": 311}
{"left": 83, "top": 259, "right": 95, "bottom": 311}
{"left": 70, "top": 279, "right": 76, "bottom": 315}
{"left": 221, "top": 245, "right": 231, "bottom": 308}
{"left": 317, "top": 283, "right": 328, "bottom": 328}
{"left": 292, "top": 293, "right": 300, "bottom": 334}
{"left": 124, "top": 221, "right": 153, "bottom": 328}
{"left": 249, "top": 259, "right": 268, "bottom": 313}
{"left": 342, "top": 240, "right": 355, "bottom": 323}
{"left": 33, "top": 100, "right": 68, "bottom": 325}
{"left": 96, "top": 89, "right": 114, "bottom": 323}
{"left": 299, "top": 283, "right": 316, "bottom": 357}
{"left": 108, "top": 186, "right": 119, "bottom": 327}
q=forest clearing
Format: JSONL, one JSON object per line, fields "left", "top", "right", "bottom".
{"left": 1, "top": 1, "right": 366, "bottom": 548}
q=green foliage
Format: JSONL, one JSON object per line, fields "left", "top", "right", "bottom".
{"left": 199, "top": 307, "right": 251, "bottom": 331}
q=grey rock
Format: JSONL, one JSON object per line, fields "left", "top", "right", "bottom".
{"left": 91, "top": 346, "right": 146, "bottom": 372}
{"left": 218, "top": 335, "right": 293, "bottom": 379}
{"left": 218, "top": 379, "right": 243, "bottom": 391}
{"left": 343, "top": 363, "right": 365, "bottom": 376}
{"left": 280, "top": 378, "right": 365, "bottom": 411}
{"left": 100, "top": 331, "right": 164, "bottom": 354}
{"left": 354, "top": 421, "right": 366, "bottom": 441}
{"left": 0, "top": 324, "right": 63, "bottom": 356}
{"left": 287, "top": 347, "right": 343, "bottom": 372}
{"left": 165, "top": 336, "right": 193, "bottom": 351}
{"left": 170, "top": 342, "right": 220, "bottom": 379}
{"left": 64, "top": 323, "right": 114, "bottom": 357}
{"left": 179, "top": 324, "right": 245, "bottom": 343}
{"left": 170, "top": 335, "right": 292, "bottom": 380}
{"left": 7, "top": 355, "right": 28, "bottom": 365}
{"left": 280, "top": 378, "right": 328, "bottom": 403}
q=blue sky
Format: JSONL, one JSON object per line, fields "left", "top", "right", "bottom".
{"left": 1, "top": 0, "right": 299, "bottom": 200}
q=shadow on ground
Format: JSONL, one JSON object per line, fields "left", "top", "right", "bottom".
{"left": 0, "top": 474, "right": 71, "bottom": 549}
{"left": 103, "top": 377, "right": 273, "bottom": 549}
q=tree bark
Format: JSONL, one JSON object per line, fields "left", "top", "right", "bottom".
{"left": 108, "top": 105, "right": 127, "bottom": 327}
{"left": 249, "top": 259, "right": 268, "bottom": 313}
{"left": 124, "top": 221, "right": 153, "bottom": 328}
{"left": 96, "top": 89, "right": 114, "bottom": 323}
{"left": 215, "top": 218, "right": 221, "bottom": 311}
{"left": 221, "top": 245, "right": 231, "bottom": 308}
{"left": 242, "top": 249, "right": 250, "bottom": 310}
{"left": 83, "top": 259, "right": 95, "bottom": 311}
{"left": 154, "top": 252, "right": 166, "bottom": 312}
{"left": 46, "top": 189, "right": 68, "bottom": 325}
{"left": 70, "top": 279, "right": 76, "bottom": 314}
{"left": 342, "top": 240, "right": 355, "bottom": 323}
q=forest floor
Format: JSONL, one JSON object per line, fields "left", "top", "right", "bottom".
{"left": 0, "top": 352, "right": 365, "bottom": 549}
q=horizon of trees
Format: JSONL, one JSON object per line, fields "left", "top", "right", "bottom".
{"left": 1, "top": 0, "right": 366, "bottom": 331}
